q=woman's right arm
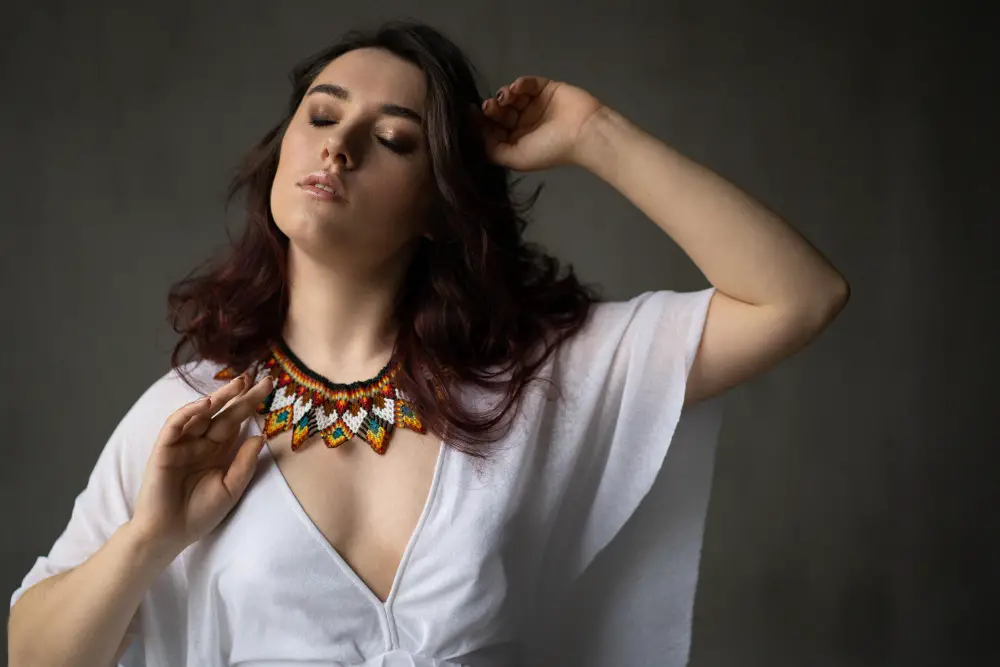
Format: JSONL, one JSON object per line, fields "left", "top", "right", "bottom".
{"left": 7, "top": 520, "right": 180, "bottom": 667}
{"left": 8, "top": 371, "right": 274, "bottom": 667}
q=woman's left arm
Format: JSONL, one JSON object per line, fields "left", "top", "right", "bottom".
{"left": 482, "top": 77, "right": 850, "bottom": 405}
{"left": 572, "top": 107, "right": 850, "bottom": 405}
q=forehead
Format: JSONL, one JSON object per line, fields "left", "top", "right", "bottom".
{"left": 311, "top": 47, "right": 426, "bottom": 111}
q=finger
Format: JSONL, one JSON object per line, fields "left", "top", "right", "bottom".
{"left": 160, "top": 396, "right": 215, "bottom": 446}
{"left": 204, "top": 376, "right": 274, "bottom": 444}
{"left": 509, "top": 76, "right": 550, "bottom": 98}
{"left": 495, "top": 85, "right": 514, "bottom": 107}
{"left": 211, "top": 369, "right": 266, "bottom": 419}
{"left": 498, "top": 87, "right": 531, "bottom": 113}
{"left": 179, "top": 410, "right": 213, "bottom": 440}
{"left": 509, "top": 93, "right": 531, "bottom": 112}
{"left": 207, "top": 372, "right": 252, "bottom": 418}
{"left": 499, "top": 106, "right": 519, "bottom": 130}
{"left": 482, "top": 97, "right": 502, "bottom": 119}
{"left": 222, "top": 435, "right": 267, "bottom": 499}
{"left": 165, "top": 374, "right": 250, "bottom": 448}
{"left": 483, "top": 99, "right": 519, "bottom": 131}
{"left": 207, "top": 375, "right": 273, "bottom": 442}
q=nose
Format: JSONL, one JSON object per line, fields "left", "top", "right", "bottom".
{"left": 321, "top": 128, "right": 358, "bottom": 170}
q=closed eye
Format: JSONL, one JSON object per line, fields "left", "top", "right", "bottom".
{"left": 308, "top": 117, "right": 412, "bottom": 154}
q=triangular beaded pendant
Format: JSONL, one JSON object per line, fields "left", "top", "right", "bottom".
{"left": 214, "top": 342, "right": 425, "bottom": 455}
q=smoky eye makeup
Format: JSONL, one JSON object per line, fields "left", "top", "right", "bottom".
{"left": 305, "top": 105, "right": 420, "bottom": 154}
{"left": 306, "top": 102, "right": 337, "bottom": 127}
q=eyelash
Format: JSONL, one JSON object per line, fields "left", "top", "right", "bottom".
{"left": 308, "top": 117, "right": 408, "bottom": 154}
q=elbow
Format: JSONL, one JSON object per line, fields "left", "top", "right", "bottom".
{"left": 804, "top": 275, "right": 850, "bottom": 332}
{"left": 823, "top": 274, "right": 850, "bottom": 313}
{"left": 780, "top": 275, "right": 850, "bottom": 339}
{"left": 827, "top": 275, "right": 851, "bottom": 318}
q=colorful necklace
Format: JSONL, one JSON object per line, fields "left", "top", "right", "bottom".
{"left": 214, "top": 341, "right": 425, "bottom": 455}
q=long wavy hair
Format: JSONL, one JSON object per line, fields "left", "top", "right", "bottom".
{"left": 168, "top": 20, "right": 597, "bottom": 459}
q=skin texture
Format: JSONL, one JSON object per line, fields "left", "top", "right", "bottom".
{"left": 271, "top": 48, "right": 848, "bottom": 409}
{"left": 270, "top": 47, "right": 438, "bottom": 384}
{"left": 481, "top": 75, "right": 849, "bottom": 405}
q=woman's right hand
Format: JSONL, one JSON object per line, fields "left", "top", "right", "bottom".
{"left": 130, "top": 372, "right": 275, "bottom": 556}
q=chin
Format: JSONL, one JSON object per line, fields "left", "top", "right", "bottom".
{"left": 282, "top": 214, "right": 372, "bottom": 262}
{"left": 288, "top": 215, "right": 352, "bottom": 243}
{"left": 274, "top": 189, "right": 347, "bottom": 229}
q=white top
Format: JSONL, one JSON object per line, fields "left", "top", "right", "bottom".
{"left": 11, "top": 288, "right": 723, "bottom": 667}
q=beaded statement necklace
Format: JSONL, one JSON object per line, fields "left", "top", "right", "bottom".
{"left": 214, "top": 341, "right": 425, "bottom": 455}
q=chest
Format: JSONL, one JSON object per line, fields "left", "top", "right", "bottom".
{"left": 177, "top": 409, "right": 547, "bottom": 662}
{"left": 252, "top": 414, "right": 443, "bottom": 602}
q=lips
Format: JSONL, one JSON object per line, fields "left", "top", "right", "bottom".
{"left": 299, "top": 171, "right": 346, "bottom": 201}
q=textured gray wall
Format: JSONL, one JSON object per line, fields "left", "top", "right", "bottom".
{"left": 3, "top": 1, "right": 995, "bottom": 664}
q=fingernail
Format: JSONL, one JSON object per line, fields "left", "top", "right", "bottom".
{"left": 496, "top": 90, "right": 504, "bottom": 101}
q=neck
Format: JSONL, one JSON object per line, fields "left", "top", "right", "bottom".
{"left": 281, "top": 244, "right": 410, "bottom": 384}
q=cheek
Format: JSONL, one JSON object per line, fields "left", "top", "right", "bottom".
{"left": 384, "top": 156, "right": 432, "bottom": 206}
{"left": 276, "top": 129, "right": 310, "bottom": 178}
{"left": 379, "top": 169, "right": 432, "bottom": 228}
{"left": 270, "top": 133, "right": 306, "bottom": 223}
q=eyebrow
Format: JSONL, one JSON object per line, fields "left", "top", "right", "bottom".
{"left": 305, "top": 83, "right": 423, "bottom": 125}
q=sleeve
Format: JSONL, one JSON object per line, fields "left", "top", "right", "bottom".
{"left": 524, "top": 287, "right": 725, "bottom": 666}
{"left": 7, "top": 368, "right": 196, "bottom": 655}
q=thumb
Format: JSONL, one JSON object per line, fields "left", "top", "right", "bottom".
{"left": 222, "top": 435, "right": 267, "bottom": 500}
{"left": 486, "top": 131, "right": 523, "bottom": 169}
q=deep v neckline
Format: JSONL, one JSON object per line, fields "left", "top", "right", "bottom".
{"left": 248, "top": 416, "right": 448, "bottom": 609}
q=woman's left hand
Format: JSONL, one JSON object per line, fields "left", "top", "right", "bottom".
{"left": 478, "top": 76, "right": 605, "bottom": 172}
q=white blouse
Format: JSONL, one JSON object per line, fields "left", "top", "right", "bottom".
{"left": 11, "top": 288, "right": 722, "bottom": 667}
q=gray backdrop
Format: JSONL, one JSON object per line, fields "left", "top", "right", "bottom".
{"left": 3, "top": 1, "right": 995, "bottom": 665}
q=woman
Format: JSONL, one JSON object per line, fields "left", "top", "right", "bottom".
{"left": 8, "top": 20, "right": 848, "bottom": 667}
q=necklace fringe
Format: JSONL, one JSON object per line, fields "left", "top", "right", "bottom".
{"left": 214, "top": 343, "right": 425, "bottom": 455}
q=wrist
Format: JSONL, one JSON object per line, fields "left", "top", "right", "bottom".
{"left": 119, "top": 520, "right": 184, "bottom": 571}
{"left": 570, "top": 105, "right": 631, "bottom": 174}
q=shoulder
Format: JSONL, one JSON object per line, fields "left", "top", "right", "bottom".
{"left": 565, "top": 288, "right": 715, "bottom": 358}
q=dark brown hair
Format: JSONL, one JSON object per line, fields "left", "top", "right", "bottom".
{"left": 168, "top": 20, "right": 597, "bottom": 459}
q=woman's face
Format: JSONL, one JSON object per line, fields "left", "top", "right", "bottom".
{"left": 270, "top": 47, "right": 433, "bottom": 265}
